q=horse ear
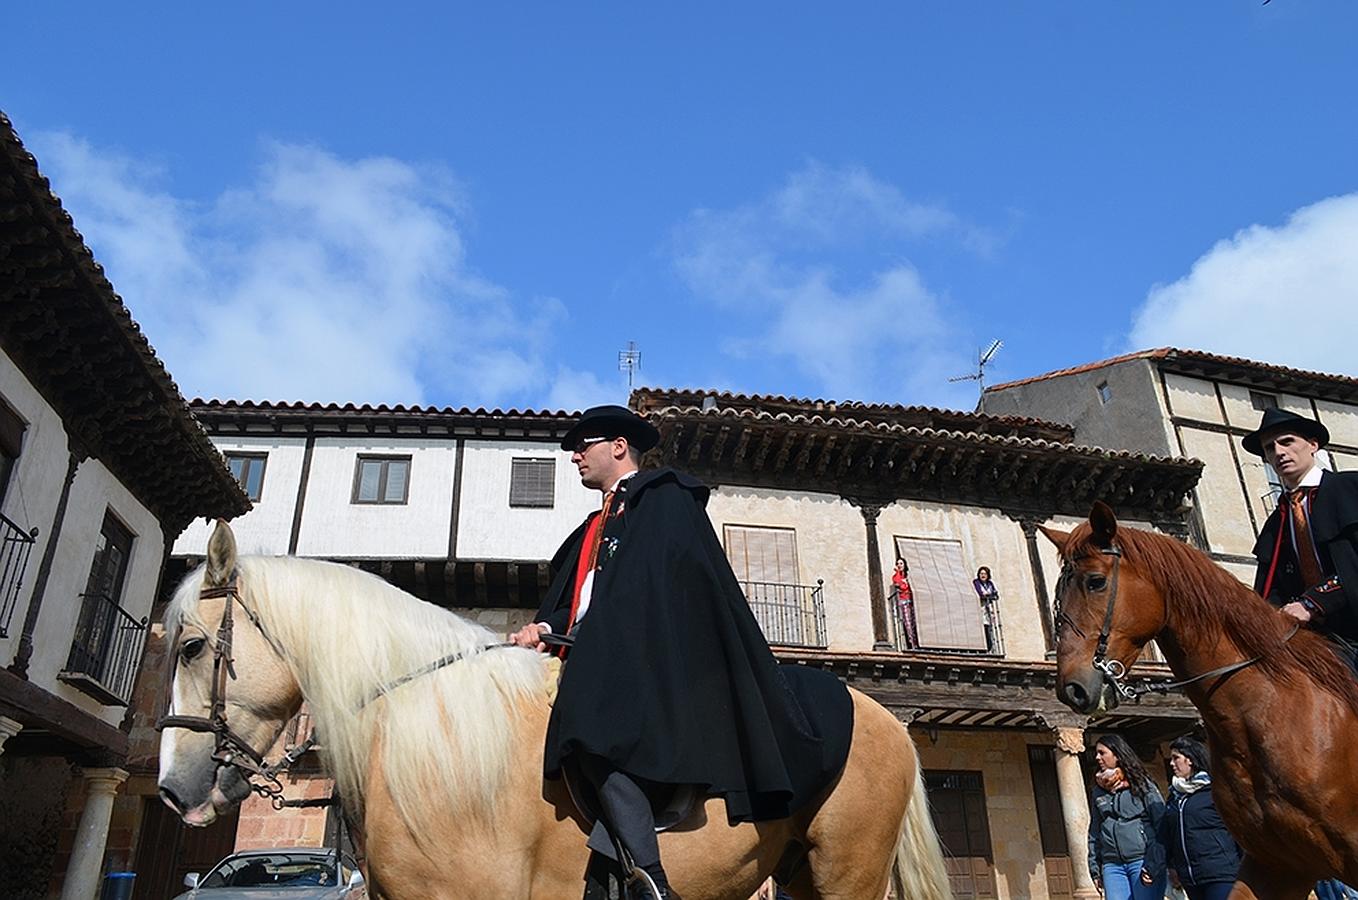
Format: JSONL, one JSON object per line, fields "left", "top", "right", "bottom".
{"left": 204, "top": 519, "right": 238, "bottom": 587}
{"left": 1089, "top": 501, "right": 1118, "bottom": 548}
{"left": 1037, "top": 525, "right": 1069, "bottom": 549}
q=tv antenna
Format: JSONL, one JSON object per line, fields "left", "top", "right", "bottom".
{"left": 949, "top": 339, "right": 1004, "bottom": 391}
{"left": 618, "top": 340, "right": 642, "bottom": 390}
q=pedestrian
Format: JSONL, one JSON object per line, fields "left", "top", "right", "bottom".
{"left": 1087, "top": 733, "right": 1167, "bottom": 900}
{"left": 510, "top": 405, "right": 853, "bottom": 900}
{"left": 972, "top": 566, "right": 1000, "bottom": 652}
{"left": 1159, "top": 736, "right": 1240, "bottom": 900}
{"left": 891, "top": 558, "right": 918, "bottom": 649}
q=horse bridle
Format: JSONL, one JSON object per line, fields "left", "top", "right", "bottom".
{"left": 156, "top": 575, "right": 312, "bottom": 809}
{"left": 1056, "top": 543, "right": 1299, "bottom": 702}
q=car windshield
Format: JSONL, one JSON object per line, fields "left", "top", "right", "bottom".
{"left": 200, "top": 854, "right": 336, "bottom": 888}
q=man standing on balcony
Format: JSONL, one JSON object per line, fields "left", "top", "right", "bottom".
{"left": 510, "top": 405, "right": 851, "bottom": 900}
{"left": 1245, "top": 407, "right": 1358, "bottom": 648}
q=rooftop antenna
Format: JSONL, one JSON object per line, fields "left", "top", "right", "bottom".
{"left": 949, "top": 338, "right": 1004, "bottom": 392}
{"left": 618, "top": 340, "right": 642, "bottom": 390}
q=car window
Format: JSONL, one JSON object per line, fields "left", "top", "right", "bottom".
{"left": 199, "top": 854, "right": 336, "bottom": 888}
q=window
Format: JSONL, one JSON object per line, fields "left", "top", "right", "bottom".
{"left": 225, "top": 452, "right": 267, "bottom": 502}
{"left": 894, "top": 536, "right": 988, "bottom": 651}
{"left": 724, "top": 525, "right": 799, "bottom": 585}
{"left": 509, "top": 458, "right": 555, "bottom": 508}
{"left": 722, "top": 525, "right": 825, "bottom": 647}
{"left": 1250, "top": 391, "right": 1278, "bottom": 411}
{"left": 62, "top": 511, "right": 147, "bottom": 705}
{"left": 352, "top": 456, "right": 411, "bottom": 505}
{"left": 1096, "top": 381, "right": 1112, "bottom": 405}
{"left": 0, "top": 398, "right": 25, "bottom": 507}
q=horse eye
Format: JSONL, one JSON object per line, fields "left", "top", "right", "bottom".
{"left": 1086, "top": 574, "right": 1107, "bottom": 592}
{"left": 180, "top": 637, "right": 206, "bottom": 662}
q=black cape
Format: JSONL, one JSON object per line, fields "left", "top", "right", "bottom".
{"left": 1253, "top": 469, "right": 1358, "bottom": 641}
{"left": 535, "top": 468, "right": 853, "bottom": 824}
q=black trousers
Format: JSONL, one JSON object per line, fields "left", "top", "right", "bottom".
{"left": 575, "top": 754, "right": 661, "bottom": 870}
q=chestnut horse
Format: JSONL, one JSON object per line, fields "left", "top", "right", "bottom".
{"left": 1046, "top": 503, "right": 1358, "bottom": 899}
{"left": 156, "top": 522, "right": 951, "bottom": 900}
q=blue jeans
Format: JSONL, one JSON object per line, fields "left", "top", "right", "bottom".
{"left": 1315, "top": 881, "right": 1358, "bottom": 900}
{"left": 1184, "top": 883, "right": 1234, "bottom": 900}
{"left": 1100, "top": 861, "right": 1165, "bottom": 900}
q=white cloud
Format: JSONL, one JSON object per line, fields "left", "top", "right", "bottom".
{"left": 1129, "top": 193, "right": 1358, "bottom": 376}
{"left": 672, "top": 163, "right": 982, "bottom": 405}
{"left": 544, "top": 368, "right": 628, "bottom": 412}
{"left": 31, "top": 132, "right": 564, "bottom": 406}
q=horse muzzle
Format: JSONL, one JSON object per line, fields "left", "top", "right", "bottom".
{"left": 1059, "top": 668, "right": 1118, "bottom": 715}
{"left": 160, "top": 762, "right": 252, "bottom": 826}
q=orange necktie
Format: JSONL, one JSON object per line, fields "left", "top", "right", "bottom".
{"left": 1288, "top": 489, "right": 1325, "bottom": 589}
{"left": 564, "top": 491, "right": 616, "bottom": 638}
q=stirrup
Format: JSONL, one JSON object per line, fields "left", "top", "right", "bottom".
{"left": 623, "top": 865, "right": 663, "bottom": 900}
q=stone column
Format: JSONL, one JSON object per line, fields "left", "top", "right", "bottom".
{"left": 0, "top": 716, "right": 21, "bottom": 755}
{"left": 60, "top": 767, "right": 129, "bottom": 900}
{"left": 1052, "top": 726, "right": 1100, "bottom": 900}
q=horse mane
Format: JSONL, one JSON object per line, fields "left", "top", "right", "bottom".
{"left": 1068, "top": 523, "right": 1358, "bottom": 716}
{"left": 166, "top": 556, "right": 549, "bottom": 826}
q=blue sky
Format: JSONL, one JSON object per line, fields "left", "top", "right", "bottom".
{"left": 7, "top": 3, "right": 1358, "bottom": 410}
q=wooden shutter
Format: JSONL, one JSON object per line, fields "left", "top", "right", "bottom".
{"left": 723, "top": 525, "right": 798, "bottom": 584}
{"left": 893, "top": 536, "right": 987, "bottom": 651}
{"left": 509, "top": 458, "right": 555, "bottom": 508}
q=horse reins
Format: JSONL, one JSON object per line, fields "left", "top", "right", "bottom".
{"left": 157, "top": 574, "right": 571, "bottom": 808}
{"left": 1058, "top": 543, "right": 1299, "bottom": 701}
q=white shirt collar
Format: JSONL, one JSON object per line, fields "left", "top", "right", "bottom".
{"left": 1287, "top": 465, "right": 1324, "bottom": 492}
{"left": 608, "top": 470, "right": 638, "bottom": 494}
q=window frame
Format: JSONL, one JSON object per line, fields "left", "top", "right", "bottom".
{"left": 224, "top": 452, "right": 269, "bottom": 503}
{"left": 351, "top": 454, "right": 412, "bottom": 505}
{"left": 508, "top": 457, "right": 556, "bottom": 509}
{"left": 1250, "top": 391, "right": 1278, "bottom": 412}
{"left": 1096, "top": 381, "right": 1112, "bottom": 405}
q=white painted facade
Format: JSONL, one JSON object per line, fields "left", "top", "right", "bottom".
{"left": 0, "top": 349, "right": 165, "bottom": 728}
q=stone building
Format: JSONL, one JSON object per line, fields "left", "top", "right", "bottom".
{"left": 120, "top": 388, "right": 1206, "bottom": 900}
{"left": 981, "top": 348, "right": 1358, "bottom": 586}
{"left": 0, "top": 113, "right": 249, "bottom": 900}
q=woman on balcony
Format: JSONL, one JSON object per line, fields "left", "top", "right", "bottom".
{"left": 891, "top": 558, "right": 917, "bottom": 649}
{"left": 973, "top": 567, "right": 1000, "bottom": 653}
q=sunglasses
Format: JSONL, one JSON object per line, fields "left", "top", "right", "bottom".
{"left": 571, "top": 436, "right": 612, "bottom": 454}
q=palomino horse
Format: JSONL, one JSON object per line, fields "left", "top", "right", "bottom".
{"left": 157, "top": 522, "right": 951, "bottom": 900}
{"left": 1046, "top": 502, "right": 1358, "bottom": 899}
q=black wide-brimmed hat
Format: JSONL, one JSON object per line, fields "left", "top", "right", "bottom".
{"left": 559, "top": 405, "right": 660, "bottom": 453}
{"left": 1242, "top": 407, "right": 1330, "bottom": 457}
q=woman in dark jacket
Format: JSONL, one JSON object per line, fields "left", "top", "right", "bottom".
{"left": 1087, "top": 734, "right": 1167, "bottom": 900}
{"left": 1160, "top": 736, "right": 1241, "bottom": 900}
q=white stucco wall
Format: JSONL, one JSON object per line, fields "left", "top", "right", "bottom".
{"left": 705, "top": 487, "right": 874, "bottom": 652}
{"left": 174, "top": 436, "right": 309, "bottom": 557}
{"left": 1316, "top": 398, "right": 1358, "bottom": 448}
{"left": 293, "top": 438, "right": 458, "bottom": 558}
{"left": 455, "top": 441, "right": 597, "bottom": 560}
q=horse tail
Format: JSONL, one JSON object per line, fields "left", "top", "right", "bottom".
{"left": 891, "top": 764, "right": 952, "bottom": 900}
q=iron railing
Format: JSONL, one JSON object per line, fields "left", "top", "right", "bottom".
{"left": 740, "top": 579, "right": 827, "bottom": 648}
{"left": 0, "top": 511, "right": 38, "bottom": 638}
{"left": 888, "top": 586, "right": 1005, "bottom": 657}
{"left": 60, "top": 591, "right": 148, "bottom": 705}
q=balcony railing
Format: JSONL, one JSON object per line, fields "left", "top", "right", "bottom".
{"left": 58, "top": 592, "right": 148, "bottom": 706}
{"left": 889, "top": 587, "right": 1006, "bottom": 657}
{"left": 741, "top": 579, "right": 827, "bottom": 649}
{"left": 0, "top": 511, "right": 38, "bottom": 638}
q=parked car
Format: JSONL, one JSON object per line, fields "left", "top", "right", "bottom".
{"left": 173, "top": 848, "right": 364, "bottom": 899}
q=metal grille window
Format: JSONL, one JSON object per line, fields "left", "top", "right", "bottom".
{"left": 509, "top": 458, "right": 555, "bottom": 508}
{"left": 60, "top": 511, "right": 147, "bottom": 705}
{"left": 352, "top": 456, "right": 411, "bottom": 505}
{"left": 894, "top": 536, "right": 988, "bottom": 652}
{"left": 225, "top": 452, "right": 267, "bottom": 502}
{"left": 723, "top": 525, "right": 827, "bottom": 647}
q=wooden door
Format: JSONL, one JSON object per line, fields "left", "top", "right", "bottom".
{"left": 133, "top": 798, "right": 239, "bottom": 899}
{"left": 925, "top": 771, "right": 997, "bottom": 900}
{"left": 1028, "top": 746, "right": 1075, "bottom": 900}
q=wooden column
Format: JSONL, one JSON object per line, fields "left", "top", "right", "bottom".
{"left": 856, "top": 502, "right": 892, "bottom": 650}
{"left": 1018, "top": 517, "right": 1057, "bottom": 658}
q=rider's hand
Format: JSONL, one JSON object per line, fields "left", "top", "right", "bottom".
{"left": 509, "top": 622, "right": 549, "bottom": 652}
{"left": 1281, "top": 601, "right": 1313, "bottom": 624}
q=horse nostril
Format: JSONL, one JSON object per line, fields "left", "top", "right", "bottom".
{"left": 1062, "top": 682, "right": 1089, "bottom": 712}
{"left": 159, "top": 786, "right": 186, "bottom": 815}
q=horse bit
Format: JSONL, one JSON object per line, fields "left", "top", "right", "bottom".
{"left": 156, "top": 576, "right": 317, "bottom": 810}
{"left": 1056, "top": 543, "right": 1297, "bottom": 702}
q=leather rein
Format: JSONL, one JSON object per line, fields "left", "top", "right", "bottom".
{"left": 156, "top": 574, "right": 570, "bottom": 809}
{"left": 1056, "top": 543, "right": 1298, "bottom": 702}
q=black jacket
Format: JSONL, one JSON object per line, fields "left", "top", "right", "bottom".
{"left": 535, "top": 468, "right": 853, "bottom": 824}
{"left": 1088, "top": 783, "right": 1167, "bottom": 879}
{"left": 1159, "top": 784, "right": 1241, "bottom": 887}
{"left": 1253, "top": 470, "right": 1358, "bottom": 641}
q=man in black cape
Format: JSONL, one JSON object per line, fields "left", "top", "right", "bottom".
{"left": 510, "top": 406, "right": 851, "bottom": 899}
{"left": 1246, "top": 407, "right": 1358, "bottom": 645}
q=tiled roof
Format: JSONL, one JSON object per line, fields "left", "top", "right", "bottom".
{"left": 987, "top": 348, "right": 1358, "bottom": 401}
{"left": 0, "top": 112, "right": 249, "bottom": 529}
{"left": 190, "top": 399, "right": 582, "bottom": 438}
